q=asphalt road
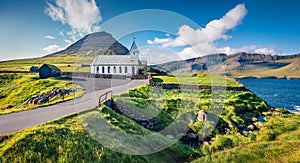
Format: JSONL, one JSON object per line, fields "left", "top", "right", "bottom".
{"left": 0, "top": 78, "right": 148, "bottom": 135}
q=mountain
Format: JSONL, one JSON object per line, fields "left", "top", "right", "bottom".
{"left": 153, "top": 52, "right": 300, "bottom": 76}
{"left": 48, "top": 32, "right": 129, "bottom": 56}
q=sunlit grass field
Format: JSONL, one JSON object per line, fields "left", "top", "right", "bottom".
{"left": 1, "top": 82, "right": 299, "bottom": 162}
{"left": 0, "top": 54, "right": 94, "bottom": 72}
{"left": 193, "top": 114, "right": 300, "bottom": 163}
{"left": 0, "top": 107, "right": 196, "bottom": 162}
{"left": 152, "top": 74, "right": 243, "bottom": 87}
{"left": 0, "top": 74, "right": 84, "bottom": 115}
{"left": 0, "top": 73, "right": 299, "bottom": 162}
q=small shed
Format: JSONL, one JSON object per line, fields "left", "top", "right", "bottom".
{"left": 38, "top": 64, "right": 61, "bottom": 79}
{"left": 29, "top": 66, "right": 39, "bottom": 73}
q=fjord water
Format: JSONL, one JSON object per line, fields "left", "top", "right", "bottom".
{"left": 236, "top": 78, "right": 300, "bottom": 112}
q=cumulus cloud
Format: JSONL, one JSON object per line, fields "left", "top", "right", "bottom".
{"left": 44, "top": 35, "right": 55, "bottom": 40}
{"left": 46, "top": 0, "right": 102, "bottom": 40}
{"left": 42, "top": 44, "right": 62, "bottom": 53}
{"left": 217, "top": 45, "right": 278, "bottom": 55}
{"left": 202, "top": 4, "right": 247, "bottom": 41}
{"left": 139, "top": 47, "right": 182, "bottom": 65}
{"left": 146, "top": 4, "right": 248, "bottom": 59}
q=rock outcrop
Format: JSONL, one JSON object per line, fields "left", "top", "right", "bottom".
{"left": 28, "top": 87, "right": 75, "bottom": 105}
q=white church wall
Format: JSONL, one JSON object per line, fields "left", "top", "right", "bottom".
{"left": 91, "top": 65, "right": 140, "bottom": 76}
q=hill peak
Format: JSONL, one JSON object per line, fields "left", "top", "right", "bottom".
{"left": 47, "top": 31, "right": 129, "bottom": 56}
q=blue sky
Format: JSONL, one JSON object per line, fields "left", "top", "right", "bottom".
{"left": 0, "top": 0, "right": 300, "bottom": 61}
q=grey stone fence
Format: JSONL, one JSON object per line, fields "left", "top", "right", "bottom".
{"left": 61, "top": 72, "right": 127, "bottom": 79}
{"left": 131, "top": 75, "right": 148, "bottom": 80}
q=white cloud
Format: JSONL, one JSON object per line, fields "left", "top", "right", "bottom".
{"left": 42, "top": 44, "right": 62, "bottom": 53}
{"left": 46, "top": 0, "right": 102, "bottom": 41}
{"left": 217, "top": 45, "right": 278, "bottom": 55}
{"left": 44, "top": 35, "right": 55, "bottom": 40}
{"left": 146, "top": 4, "right": 248, "bottom": 59}
{"left": 202, "top": 4, "right": 247, "bottom": 41}
{"left": 139, "top": 47, "right": 182, "bottom": 65}
{"left": 64, "top": 39, "right": 72, "bottom": 46}
{"left": 147, "top": 37, "right": 173, "bottom": 45}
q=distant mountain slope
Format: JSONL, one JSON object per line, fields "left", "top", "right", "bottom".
{"left": 153, "top": 52, "right": 300, "bottom": 75}
{"left": 277, "top": 58, "right": 300, "bottom": 72}
{"left": 48, "top": 32, "right": 129, "bottom": 56}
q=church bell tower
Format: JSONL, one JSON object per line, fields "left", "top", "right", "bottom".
{"left": 130, "top": 37, "right": 139, "bottom": 59}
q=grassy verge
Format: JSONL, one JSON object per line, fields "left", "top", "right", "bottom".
{"left": 0, "top": 74, "right": 84, "bottom": 115}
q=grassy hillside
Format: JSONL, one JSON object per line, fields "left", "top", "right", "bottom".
{"left": 115, "top": 84, "right": 267, "bottom": 132}
{"left": 0, "top": 107, "right": 196, "bottom": 162}
{"left": 0, "top": 74, "right": 84, "bottom": 115}
{"left": 0, "top": 54, "right": 94, "bottom": 72}
{"left": 1, "top": 74, "right": 297, "bottom": 162}
{"left": 193, "top": 114, "right": 300, "bottom": 162}
{"left": 228, "top": 58, "right": 300, "bottom": 78}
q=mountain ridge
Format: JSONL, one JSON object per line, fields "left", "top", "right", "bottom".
{"left": 47, "top": 31, "right": 129, "bottom": 56}
{"left": 153, "top": 52, "right": 300, "bottom": 75}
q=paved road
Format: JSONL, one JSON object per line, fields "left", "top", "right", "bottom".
{"left": 0, "top": 78, "right": 148, "bottom": 135}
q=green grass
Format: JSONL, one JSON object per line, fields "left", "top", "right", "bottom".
{"left": 0, "top": 54, "right": 94, "bottom": 72}
{"left": 194, "top": 141, "right": 300, "bottom": 163}
{"left": 114, "top": 84, "right": 268, "bottom": 133}
{"left": 0, "top": 74, "right": 84, "bottom": 115}
{"left": 193, "top": 114, "right": 300, "bottom": 163}
{"left": 0, "top": 107, "right": 197, "bottom": 162}
{"left": 152, "top": 74, "right": 242, "bottom": 87}
{"left": 2, "top": 74, "right": 296, "bottom": 162}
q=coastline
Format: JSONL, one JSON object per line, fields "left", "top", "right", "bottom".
{"left": 234, "top": 76, "right": 300, "bottom": 80}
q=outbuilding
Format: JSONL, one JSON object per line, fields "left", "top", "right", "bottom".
{"left": 38, "top": 64, "right": 61, "bottom": 79}
{"left": 29, "top": 66, "right": 39, "bottom": 73}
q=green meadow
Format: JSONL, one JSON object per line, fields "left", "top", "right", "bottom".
{"left": 0, "top": 74, "right": 299, "bottom": 162}
{"left": 0, "top": 74, "right": 84, "bottom": 115}
{"left": 0, "top": 107, "right": 196, "bottom": 162}
{"left": 152, "top": 74, "right": 243, "bottom": 87}
{"left": 0, "top": 54, "right": 94, "bottom": 72}
{"left": 193, "top": 114, "right": 300, "bottom": 163}
{"left": 1, "top": 81, "right": 299, "bottom": 162}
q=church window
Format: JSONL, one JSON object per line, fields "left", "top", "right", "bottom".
{"left": 108, "top": 66, "right": 111, "bottom": 73}
{"left": 113, "top": 66, "right": 116, "bottom": 73}
{"left": 119, "top": 66, "right": 122, "bottom": 73}
{"left": 125, "top": 66, "right": 127, "bottom": 73}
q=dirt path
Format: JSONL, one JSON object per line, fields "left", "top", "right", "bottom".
{"left": 0, "top": 78, "right": 148, "bottom": 135}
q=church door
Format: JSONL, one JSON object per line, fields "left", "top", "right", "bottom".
{"left": 132, "top": 66, "right": 135, "bottom": 75}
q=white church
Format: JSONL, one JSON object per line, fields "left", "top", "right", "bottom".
{"left": 91, "top": 38, "right": 147, "bottom": 77}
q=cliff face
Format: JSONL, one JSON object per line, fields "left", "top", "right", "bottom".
{"left": 154, "top": 53, "right": 300, "bottom": 73}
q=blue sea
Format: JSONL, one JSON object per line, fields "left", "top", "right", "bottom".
{"left": 236, "top": 78, "right": 300, "bottom": 112}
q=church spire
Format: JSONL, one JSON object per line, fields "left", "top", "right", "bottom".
{"left": 130, "top": 37, "right": 139, "bottom": 59}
